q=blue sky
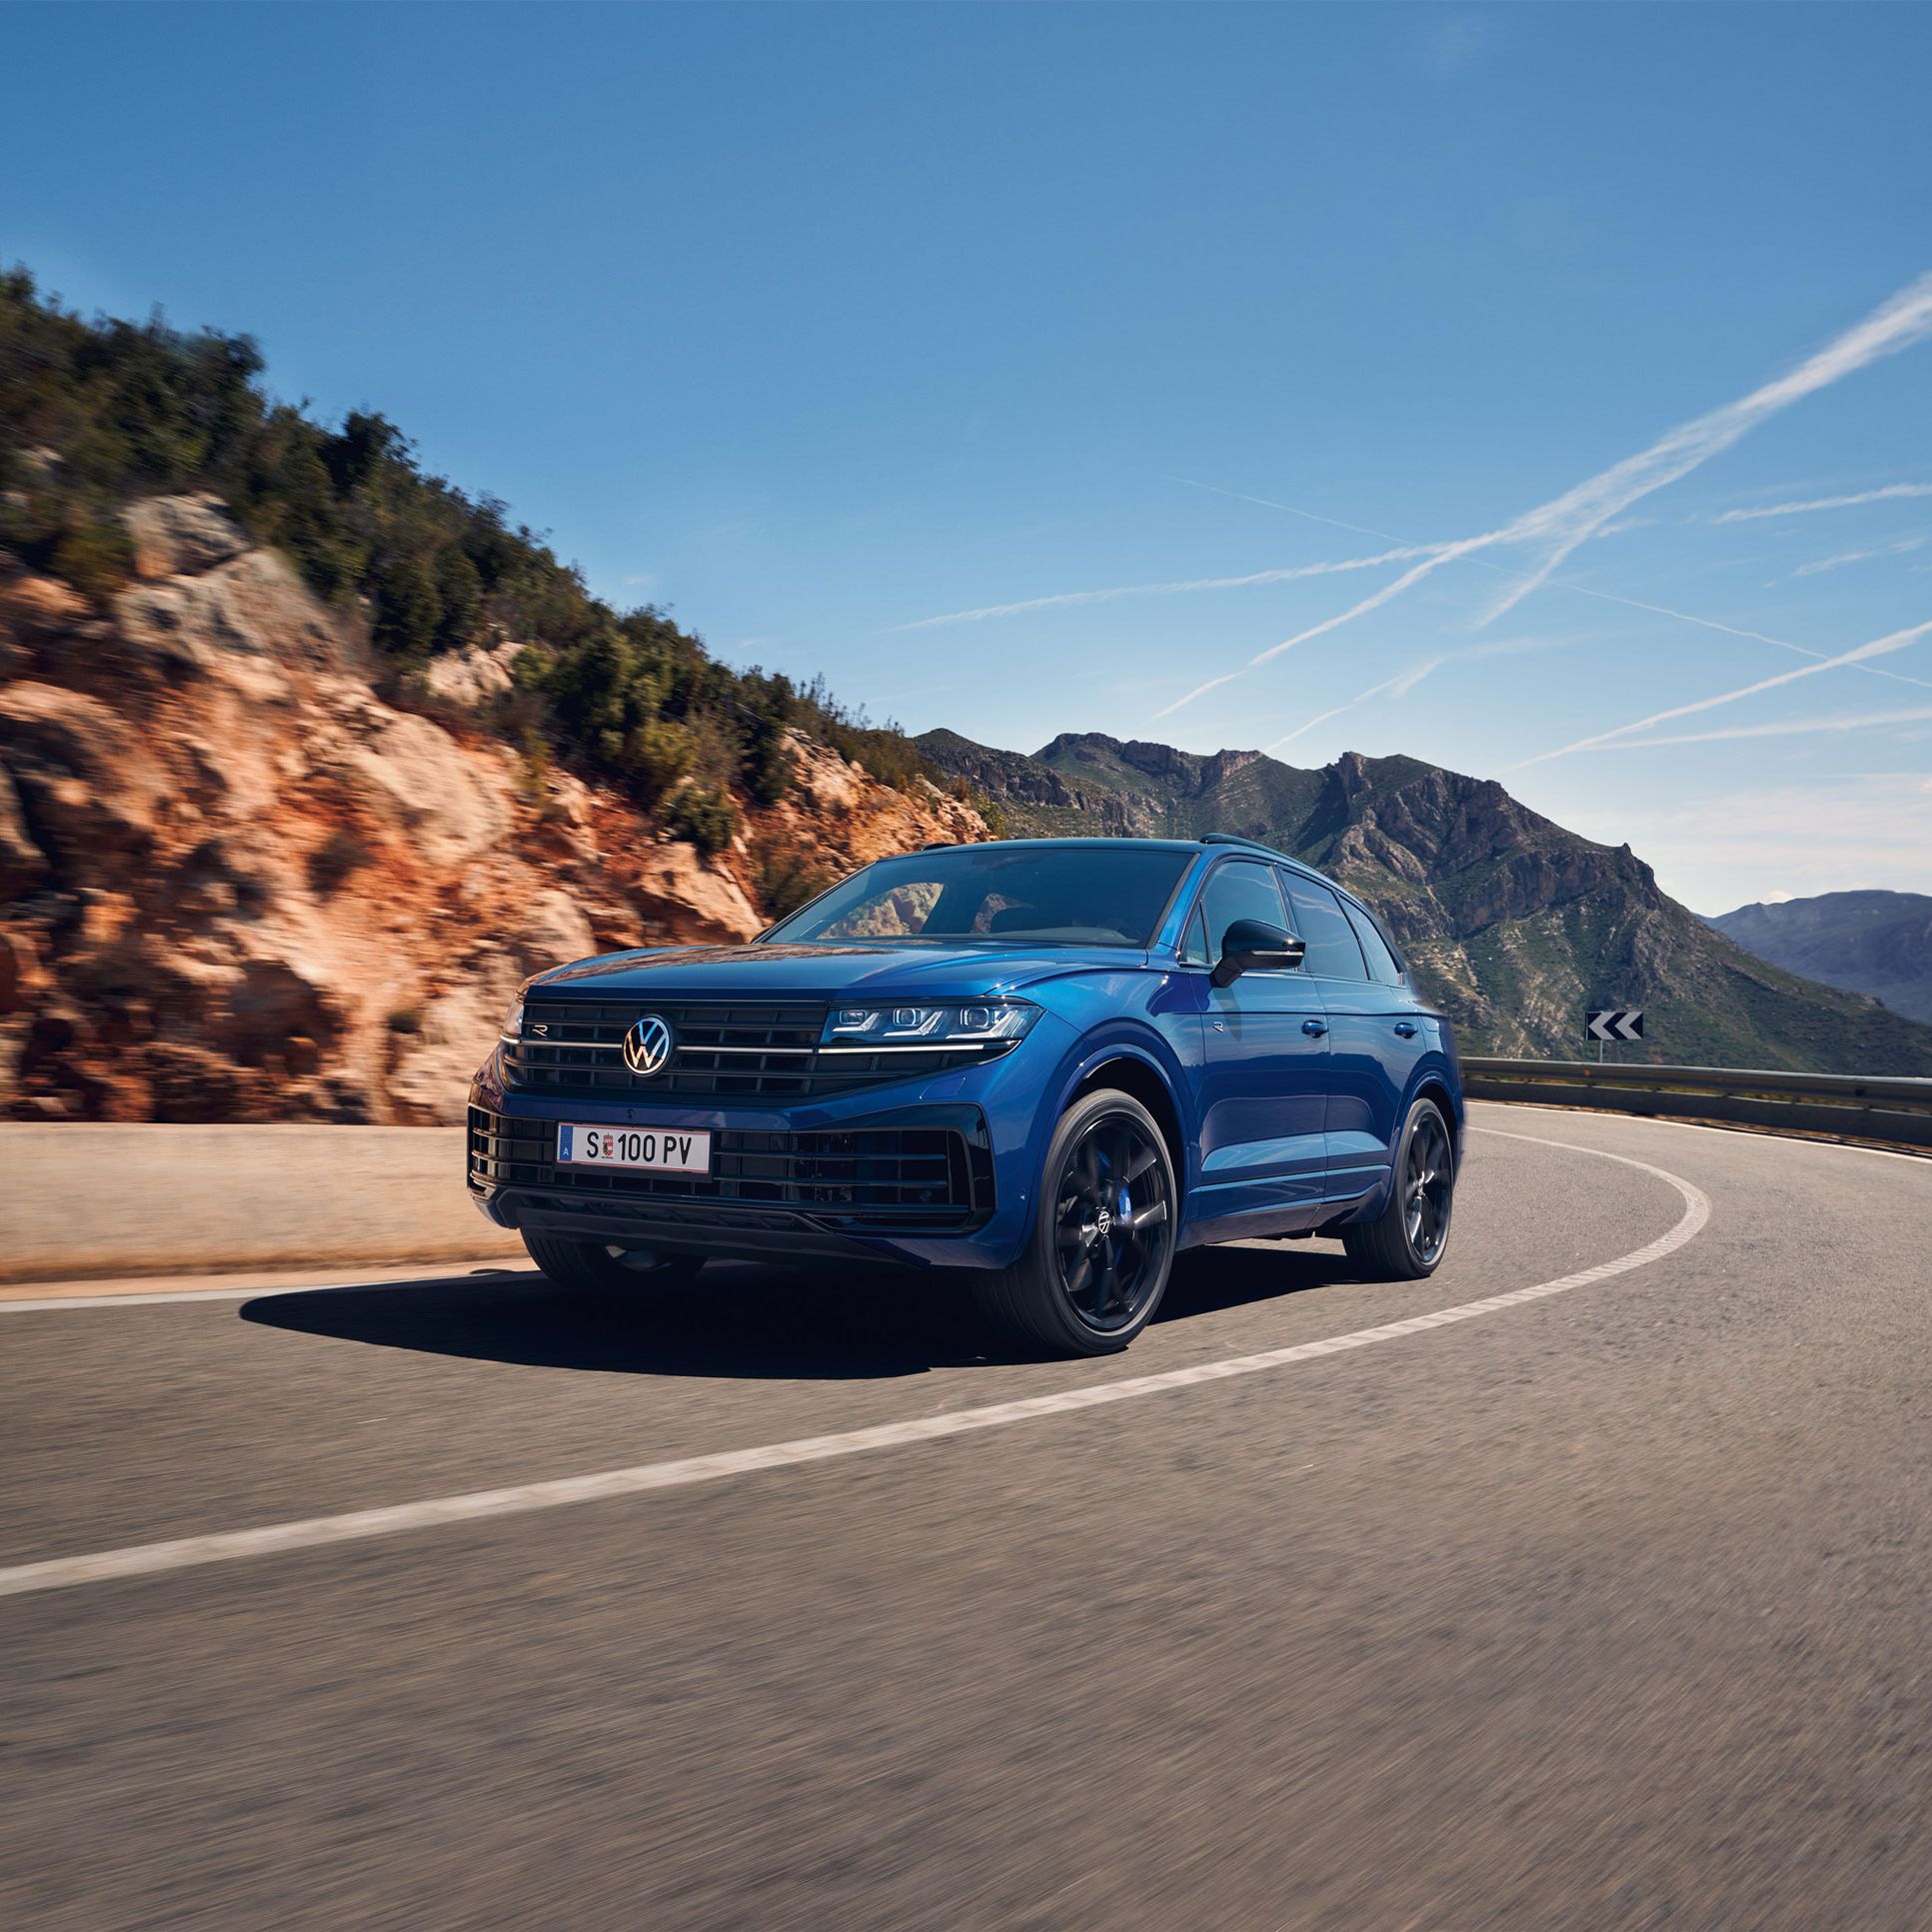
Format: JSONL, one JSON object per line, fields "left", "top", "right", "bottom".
{"left": 6, "top": 2, "right": 1931, "bottom": 913}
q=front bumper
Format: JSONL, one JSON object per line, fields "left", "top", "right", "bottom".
{"left": 469, "top": 1095, "right": 1001, "bottom": 1267}
{"left": 469, "top": 1006, "right": 1085, "bottom": 1268}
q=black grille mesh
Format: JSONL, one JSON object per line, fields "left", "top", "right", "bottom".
{"left": 504, "top": 997, "right": 1007, "bottom": 1101}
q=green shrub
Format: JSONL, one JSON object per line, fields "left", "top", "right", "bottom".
{"left": 623, "top": 718, "right": 694, "bottom": 805}
{"left": 48, "top": 515, "right": 134, "bottom": 601}
{"left": 514, "top": 728, "right": 552, "bottom": 808}
{"left": 665, "top": 784, "right": 736, "bottom": 859}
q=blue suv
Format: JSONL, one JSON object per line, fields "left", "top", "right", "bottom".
{"left": 468, "top": 837, "right": 1464, "bottom": 1355}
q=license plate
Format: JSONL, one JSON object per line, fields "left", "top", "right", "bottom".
{"left": 557, "top": 1123, "right": 712, "bottom": 1173}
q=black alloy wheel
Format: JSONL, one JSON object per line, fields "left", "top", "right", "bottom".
{"left": 1053, "top": 1113, "right": 1173, "bottom": 1334}
{"left": 1402, "top": 1105, "right": 1452, "bottom": 1266}
{"left": 1341, "top": 1096, "right": 1455, "bottom": 1281}
{"left": 975, "top": 1088, "right": 1179, "bottom": 1357}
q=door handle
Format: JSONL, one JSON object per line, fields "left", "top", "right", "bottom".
{"left": 1393, "top": 1021, "right": 1418, "bottom": 1038}
{"left": 1302, "top": 1019, "right": 1328, "bottom": 1036}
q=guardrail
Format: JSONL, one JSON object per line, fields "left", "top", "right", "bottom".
{"left": 1462, "top": 1057, "right": 1932, "bottom": 1150}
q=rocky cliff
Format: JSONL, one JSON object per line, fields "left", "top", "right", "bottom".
{"left": 918, "top": 729, "right": 1932, "bottom": 1075}
{"left": 0, "top": 497, "right": 984, "bottom": 1122}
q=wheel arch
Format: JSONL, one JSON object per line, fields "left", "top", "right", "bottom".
{"left": 1409, "top": 1069, "right": 1463, "bottom": 1168}
{"left": 1066, "top": 1051, "right": 1187, "bottom": 1194}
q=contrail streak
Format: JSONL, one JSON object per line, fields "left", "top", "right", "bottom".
{"left": 1178, "top": 480, "right": 1932, "bottom": 695}
{"left": 1478, "top": 271, "right": 1932, "bottom": 625}
{"left": 1158, "top": 271, "right": 1932, "bottom": 718}
{"left": 889, "top": 544, "right": 1441, "bottom": 631}
{"left": 1790, "top": 536, "right": 1927, "bottom": 578}
{"left": 1712, "top": 482, "right": 1932, "bottom": 523}
{"left": 1262, "top": 662, "right": 1442, "bottom": 752}
{"left": 1504, "top": 618, "right": 1932, "bottom": 770}
{"left": 1256, "top": 637, "right": 1552, "bottom": 754}
{"left": 1582, "top": 703, "right": 1932, "bottom": 751}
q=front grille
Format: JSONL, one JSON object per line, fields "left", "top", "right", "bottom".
{"left": 468, "top": 1106, "right": 992, "bottom": 1226}
{"left": 504, "top": 997, "right": 1012, "bottom": 1101}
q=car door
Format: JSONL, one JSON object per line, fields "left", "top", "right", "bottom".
{"left": 1191, "top": 858, "right": 1331, "bottom": 1233}
{"left": 1279, "top": 873, "right": 1411, "bottom": 1209}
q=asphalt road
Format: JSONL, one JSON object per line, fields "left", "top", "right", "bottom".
{"left": 4, "top": 1103, "right": 1930, "bottom": 1930}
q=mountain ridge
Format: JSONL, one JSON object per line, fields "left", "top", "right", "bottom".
{"left": 917, "top": 728, "right": 1932, "bottom": 1075}
{"left": 1709, "top": 891, "right": 1932, "bottom": 1027}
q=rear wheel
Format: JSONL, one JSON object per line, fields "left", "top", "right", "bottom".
{"left": 520, "top": 1231, "right": 707, "bottom": 1298}
{"left": 1342, "top": 1097, "right": 1454, "bottom": 1281}
{"left": 975, "top": 1088, "right": 1176, "bottom": 1357}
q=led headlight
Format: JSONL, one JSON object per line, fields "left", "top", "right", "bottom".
{"left": 822, "top": 1001, "right": 1040, "bottom": 1047}
{"left": 501, "top": 997, "right": 526, "bottom": 1044}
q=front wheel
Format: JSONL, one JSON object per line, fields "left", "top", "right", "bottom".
{"left": 975, "top": 1088, "right": 1177, "bottom": 1357}
{"left": 1342, "top": 1097, "right": 1455, "bottom": 1280}
{"left": 520, "top": 1231, "right": 707, "bottom": 1298}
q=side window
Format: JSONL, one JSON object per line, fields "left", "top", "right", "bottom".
{"left": 1198, "top": 861, "right": 1290, "bottom": 963}
{"left": 1177, "top": 904, "right": 1211, "bottom": 967}
{"left": 1281, "top": 877, "right": 1367, "bottom": 980}
{"left": 1341, "top": 898, "right": 1406, "bottom": 986}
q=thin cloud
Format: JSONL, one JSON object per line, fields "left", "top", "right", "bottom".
{"left": 1712, "top": 482, "right": 1932, "bottom": 524}
{"left": 1602, "top": 775, "right": 1932, "bottom": 909}
{"left": 1581, "top": 704, "right": 1932, "bottom": 751}
{"left": 1504, "top": 618, "right": 1932, "bottom": 770}
{"left": 1157, "top": 270, "right": 1932, "bottom": 718}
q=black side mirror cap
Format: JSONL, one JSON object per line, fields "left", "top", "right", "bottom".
{"left": 1210, "top": 918, "right": 1307, "bottom": 986}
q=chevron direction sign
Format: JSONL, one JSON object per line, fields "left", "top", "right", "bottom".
{"left": 1586, "top": 1008, "right": 1644, "bottom": 1042}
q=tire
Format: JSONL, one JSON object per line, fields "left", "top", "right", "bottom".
{"left": 1342, "top": 1096, "right": 1455, "bottom": 1281}
{"left": 975, "top": 1088, "right": 1178, "bottom": 1357}
{"left": 520, "top": 1231, "right": 707, "bottom": 1298}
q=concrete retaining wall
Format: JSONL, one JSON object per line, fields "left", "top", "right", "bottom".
{"left": 0, "top": 1125, "right": 520, "bottom": 1284}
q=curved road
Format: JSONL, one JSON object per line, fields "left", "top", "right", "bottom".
{"left": 4, "top": 1103, "right": 1929, "bottom": 1929}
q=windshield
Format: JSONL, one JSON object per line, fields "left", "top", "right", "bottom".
{"left": 763, "top": 844, "right": 1194, "bottom": 949}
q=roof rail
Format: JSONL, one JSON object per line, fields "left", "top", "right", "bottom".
{"left": 1199, "top": 833, "right": 1286, "bottom": 858}
{"left": 919, "top": 840, "right": 964, "bottom": 852}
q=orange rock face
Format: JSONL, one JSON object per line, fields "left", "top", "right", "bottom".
{"left": 0, "top": 499, "right": 985, "bottom": 1123}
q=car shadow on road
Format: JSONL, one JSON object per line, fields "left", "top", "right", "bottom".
{"left": 239, "top": 1243, "right": 1354, "bottom": 1381}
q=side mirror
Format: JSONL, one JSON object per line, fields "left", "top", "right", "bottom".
{"left": 1211, "top": 918, "right": 1307, "bottom": 986}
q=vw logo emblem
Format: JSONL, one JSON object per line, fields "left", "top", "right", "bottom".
{"left": 623, "top": 1013, "right": 675, "bottom": 1077}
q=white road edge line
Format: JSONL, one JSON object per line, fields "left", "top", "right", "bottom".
{"left": 0, "top": 1127, "right": 1709, "bottom": 1599}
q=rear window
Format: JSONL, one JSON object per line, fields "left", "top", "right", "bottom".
{"left": 1341, "top": 898, "right": 1406, "bottom": 986}
{"left": 1281, "top": 876, "right": 1368, "bottom": 981}
{"left": 763, "top": 845, "right": 1193, "bottom": 949}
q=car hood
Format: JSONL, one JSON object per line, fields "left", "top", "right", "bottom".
{"left": 527, "top": 942, "right": 1149, "bottom": 1001}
